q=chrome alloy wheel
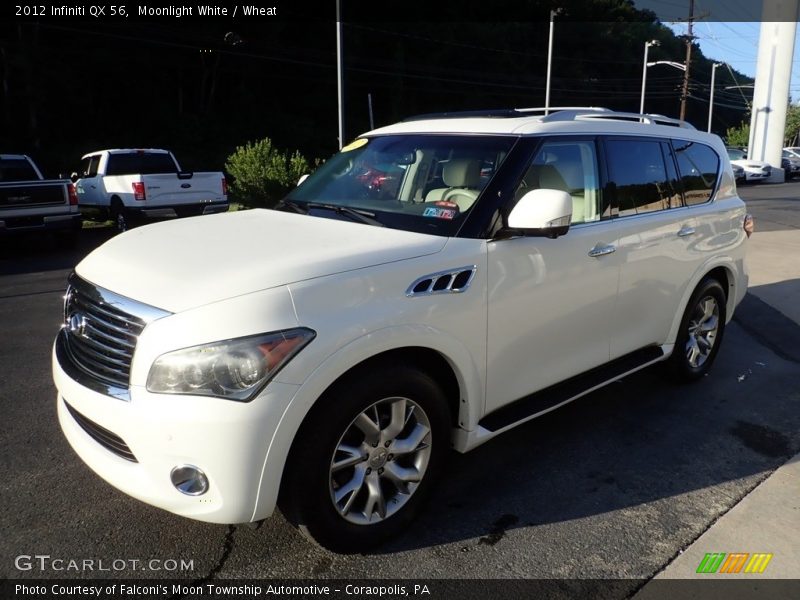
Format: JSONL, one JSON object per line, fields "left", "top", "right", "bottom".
{"left": 329, "top": 396, "right": 432, "bottom": 525}
{"left": 685, "top": 296, "right": 720, "bottom": 368}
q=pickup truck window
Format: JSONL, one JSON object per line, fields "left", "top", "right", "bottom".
{"left": 285, "top": 134, "right": 515, "bottom": 237}
{"left": 106, "top": 153, "right": 178, "bottom": 176}
{"left": 0, "top": 158, "right": 39, "bottom": 182}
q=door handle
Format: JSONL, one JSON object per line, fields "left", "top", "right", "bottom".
{"left": 677, "top": 226, "right": 695, "bottom": 237}
{"left": 588, "top": 244, "right": 616, "bottom": 258}
{"left": 90, "top": 185, "right": 96, "bottom": 189}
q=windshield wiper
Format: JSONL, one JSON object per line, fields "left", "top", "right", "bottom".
{"left": 275, "top": 199, "right": 308, "bottom": 214}
{"left": 305, "top": 203, "right": 384, "bottom": 227}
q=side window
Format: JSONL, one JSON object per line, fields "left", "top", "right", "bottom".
{"left": 674, "top": 141, "right": 720, "bottom": 206}
{"left": 606, "top": 139, "right": 674, "bottom": 217}
{"left": 86, "top": 156, "right": 101, "bottom": 177}
{"left": 515, "top": 140, "right": 603, "bottom": 225}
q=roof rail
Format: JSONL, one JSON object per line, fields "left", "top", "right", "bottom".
{"left": 402, "top": 106, "right": 611, "bottom": 122}
{"left": 575, "top": 111, "right": 696, "bottom": 129}
{"left": 514, "top": 106, "right": 611, "bottom": 114}
{"left": 401, "top": 107, "right": 696, "bottom": 130}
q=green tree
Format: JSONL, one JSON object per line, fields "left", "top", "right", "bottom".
{"left": 784, "top": 104, "right": 800, "bottom": 146}
{"left": 725, "top": 122, "right": 750, "bottom": 148}
{"left": 224, "top": 138, "right": 311, "bottom": 208}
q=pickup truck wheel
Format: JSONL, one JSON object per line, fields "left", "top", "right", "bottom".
{"left": 669, "top": 278, "right": 727, "bottom": 382}
{"left": 110, "top": 200, "right": 129, "bottom": 232}
{"left": 281, "top": 365, "right": 450, "bottom": 553}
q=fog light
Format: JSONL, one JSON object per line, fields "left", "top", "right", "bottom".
{"left": 170, "top": 465, "right": 209, "bottom": 496}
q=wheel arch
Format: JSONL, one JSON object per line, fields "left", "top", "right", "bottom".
{"left": 251, "top": 327, "right": 482, "bottom": 521}
{"left": 666, "top": 258, "right": 739, "bottom": 347}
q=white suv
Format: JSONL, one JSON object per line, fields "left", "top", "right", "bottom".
{"left": 53, "top": 108, "right": 750, "bottom": 552}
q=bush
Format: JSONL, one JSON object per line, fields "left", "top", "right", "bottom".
{"left": 725, "top": 122, "right": 750, "bottom": 148}
{"left": 224, "top": 138, "right": 311, "bottom": 208}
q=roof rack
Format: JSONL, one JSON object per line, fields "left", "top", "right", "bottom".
{"left": 401, "top": 107, "right": 695, "bottom": 130}
{"left": 514, "top": 106, "right": 611, "bottom": 114}
{"left": 573, "top": 111, "right": 696, "bottom": 130}
{"left": 402, "top": 106, "right": 610, "bottom": 122}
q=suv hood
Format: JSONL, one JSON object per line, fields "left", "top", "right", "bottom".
{"left": 76, "top": 209, "right": 447, "bottom": 313}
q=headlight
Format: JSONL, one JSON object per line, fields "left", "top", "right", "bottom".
{"left": 146, "top": 328, "right": 315, "bottom": 401}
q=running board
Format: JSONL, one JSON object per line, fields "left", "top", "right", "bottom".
{"left": 479, "top": 346, "right": 665, "bottom": 432}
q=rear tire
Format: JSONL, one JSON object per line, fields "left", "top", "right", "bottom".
{"left": 110, "top": 198, "right": 129, "bottom": 232}
{"left": 280, "top": 364, "right": 450, "bottom": 553}
{"left": 669, "top": 278, "right": 727, "bottom": 382}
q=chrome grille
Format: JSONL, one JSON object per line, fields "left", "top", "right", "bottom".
{"left": 62, "top": 273, "right": 170, "bottom": 394}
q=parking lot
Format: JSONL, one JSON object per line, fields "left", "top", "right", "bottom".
{"left": 1, "top": 183, "right": 798, "bottom": 590}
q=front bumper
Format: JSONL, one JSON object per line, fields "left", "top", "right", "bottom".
{"left": 53, "top": 331, "right": 299, "bottom": 524}
{"left": 743, "top": 169, "right": 771, "bottom": 181}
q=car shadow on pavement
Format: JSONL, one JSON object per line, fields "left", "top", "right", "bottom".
{"left": 371, "top": 291, "right": 800, "bottom": 557}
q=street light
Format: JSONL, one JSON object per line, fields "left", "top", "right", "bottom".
{"left": 647, "top": 60, "right": 687, "bottom": 72}
{"left": 336, "top": 0, "right": 344, "bottom": 149}
{"left": 545, "top": 8, "right": 563, "bottom": 116}
{"left": 640, "top": 40, "right": 660, "bottom": 115}
{"left": 707, "top": 62, "right": 722, "bottom": 133}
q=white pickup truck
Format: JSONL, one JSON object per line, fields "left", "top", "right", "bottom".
{"left": 74, "top": 149, "right": 228, "bottom": 231}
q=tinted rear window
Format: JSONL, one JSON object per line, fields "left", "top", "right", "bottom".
{"left": 105, "top": 153, "right": 177, "bottom": 176}
{"left": 0, "top": 158, "right": 39, "bottom": 182}
{"left": 674, "top": 141, "right": 719, "bottom": 206}
{"left": 605, "top": 139, "right": 675, "bottom": 216}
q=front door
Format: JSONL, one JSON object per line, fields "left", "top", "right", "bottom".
{"left": 485, "top": 138, "right": 620, "bottom": 415}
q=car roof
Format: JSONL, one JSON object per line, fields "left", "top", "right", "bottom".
{"left": 81, "top": 149, "right": 170, "bottom": 158}
{"left": 365, "top": 107, "right": 719, "bottom": 145}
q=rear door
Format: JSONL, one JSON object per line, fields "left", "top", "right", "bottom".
{"left": 605, "top": 136, "right": 711, "bottom": 359}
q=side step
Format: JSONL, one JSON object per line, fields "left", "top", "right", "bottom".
{"left": 479, "top": 346, "right": 665, "bottom": 432}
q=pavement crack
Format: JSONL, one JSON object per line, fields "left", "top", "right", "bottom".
{"left": 169, "top": 525, "right": 237, "bottom": 599}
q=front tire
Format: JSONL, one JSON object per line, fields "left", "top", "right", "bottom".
{"left": 280, "top": 365, "right": 450, "bottom": 553}
{"left": 669, "top": 278, "right": 727, "bottom": 381}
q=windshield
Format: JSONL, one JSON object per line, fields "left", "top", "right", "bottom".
{"left": 285, "top": 134, "right": 516, "bottom": 236}
{"left": 727, "top": 148, "right": 746, "bottom": 160}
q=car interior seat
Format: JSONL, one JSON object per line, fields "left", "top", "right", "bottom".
{"left": 424, "top": 159, "right": 482, "bottom": 211}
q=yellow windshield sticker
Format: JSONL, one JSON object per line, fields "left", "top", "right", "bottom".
{"left": 341, "top": 138, "right": 369, "bottom": 152}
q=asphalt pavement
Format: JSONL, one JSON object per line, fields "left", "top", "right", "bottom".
{"left": 1, "top": 183, "right": 798, "bottom": 595}
{"left": 637, "top": 179, "right": 800, "bottom": 588}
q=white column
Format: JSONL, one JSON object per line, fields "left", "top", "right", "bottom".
{"left": 749, "top": 0, "right": 799, "bottom": 182}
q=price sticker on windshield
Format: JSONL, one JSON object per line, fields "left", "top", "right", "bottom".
{"left": 423, "top": 206, "right": 457, "bottom": 220}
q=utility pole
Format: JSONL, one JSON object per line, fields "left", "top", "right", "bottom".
{"left": 679, "top": 0, "right": 695, "bottom": 121}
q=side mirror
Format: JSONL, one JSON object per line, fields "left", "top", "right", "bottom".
{"left": 70, "top": 172, "right": 80, "bottom": 183}
{"left": 506, "top": 188, "right": 573, "bottom": 238}
{"left": 297, "top": 174, "right": 310, "bottom": 186}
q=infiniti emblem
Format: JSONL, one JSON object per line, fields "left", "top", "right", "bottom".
{"left": 68, "top": 313, "right": 89, "bottom": 338}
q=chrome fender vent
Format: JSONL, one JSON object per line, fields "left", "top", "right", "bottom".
{"left": 406, "top": 266, "right": 477, "bottom": 297}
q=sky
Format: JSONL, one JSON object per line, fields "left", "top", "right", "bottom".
{"left": 636, "top": 0, "right": 800, "bottom": 104}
